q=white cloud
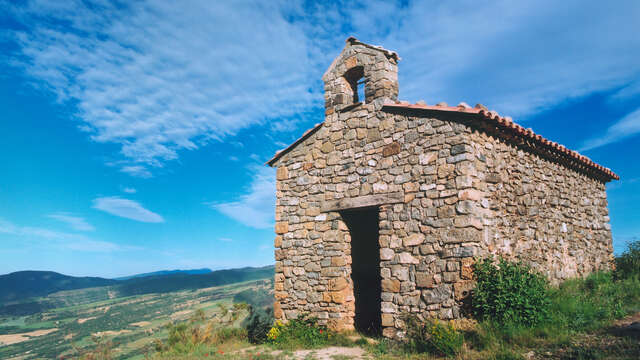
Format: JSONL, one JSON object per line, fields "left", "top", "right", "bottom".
{"left": 0, "top": 217, "right": 125, "bottom": 252}
{"left": 210, "top": 166, "right": 275, "bottom": 229}
{"left": 120, "top": 165, "right": 152, "bottom": 179}
{"left": 92, "top": 196, "right": 164, "bottom": 223}
{"left": 218, "top": 237, "right": 233, "bottom": 242}
{"left": 8, "top": 0, "right": 317, "bottom": 175}
{"left": 47, "top": 212, "right": 95, "bottom": 231}
{"left": 7, "top": 0, "right": 639, "bottom": 177}
{"left": 580, "top": 108, "right": 640, "bottom": 151}
{"left": 122, "top": 187, "right": 137, "bottom": 194}
{"left": 341, "top": 0, "right": 640, "bottom": 117}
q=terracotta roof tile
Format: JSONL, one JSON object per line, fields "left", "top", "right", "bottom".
{"left": 383, "top": 102, "right": 619, "bottom": 181}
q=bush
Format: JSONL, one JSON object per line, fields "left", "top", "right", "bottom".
{"left": 404, "top": 315, "right": 463, "bottom": 357}
{"left": 266, "top": 314, "right": 334, "bottom": 349}
{"left": 243, "top": 306, "right": 273, "bottom": 344}
{"left": 615, "top": 239, "right": 640, "bottom": 280}
{"left": 472, "top": 257, "right": 550, "bottom": 326}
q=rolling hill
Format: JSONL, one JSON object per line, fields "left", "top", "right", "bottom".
{"left": 0, "top": 271, "right": 117, "bottom": 304}
{"left": 113, "top": 268, "right": 212, "bottom": 281}
{"left": 0, "top": 265, "right": 275, "bottom": 316}
{"left": 116, "top": 265, "right": 275, "bottom": 296}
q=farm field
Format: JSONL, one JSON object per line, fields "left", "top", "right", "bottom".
{"left": 0, "top": 279, "right": 273, "bottom": 359}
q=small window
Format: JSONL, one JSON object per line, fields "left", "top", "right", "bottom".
{"left": 344, "top": 66, "right": 365, "bottom": 105}
{"left": 357, "top": 79, "right": 365, "bottom": 104}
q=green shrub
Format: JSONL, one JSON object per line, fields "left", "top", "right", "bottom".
{"left": 243, "top": 306, "right": 273, "bottom": 344}
{"left": 266, "top": 314, "right": 334, "bottom": 349}
{"left": 615, "top": 239, "right": 640, "bottom": 280}
{"left": 472, "top": 257, "right": 550, "bottom": 326}
{"left": 404, "top": 315, "right": 463, "bottom": 357}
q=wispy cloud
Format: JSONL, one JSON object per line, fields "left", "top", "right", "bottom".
{"left": 580, "top": 108, "right": 640, "bottom": 151}
{"left": 120, "top": 166, "right": 152, "bottom": 179}
{"left": 218, "top": 237, "right": 233, "bottom": 242}
{"left": 8, "top": 0, "right": 317, "bottom": 176}
{"left": 92, "top": 197, "right": 164, "bottom": 223}
{"left": 47, "top": 212, "right": 94, "bottom": 231}
{"left": 342, "top": 1, "right": 640, "bottom": 117}
{"left": 7, "top": 0, "right": 639, "bottom": 178}
{"left": 0, "top": 217, "right": 125, "bottom": 252}
{"left": 122, "top": 187, "right": 137, "bottom": 194}
{"left": 209, "top": 166, "right": 275, "bottom": 229}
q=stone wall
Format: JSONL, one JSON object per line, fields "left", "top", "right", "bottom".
{"left": 270, "top": 40, "right": 613, "bottom": 339}
{"left": 470, "top": 129, "right": 613, "bottom": 281}
{"left": 272, "top": 107, "right": 613, "bottom": 338}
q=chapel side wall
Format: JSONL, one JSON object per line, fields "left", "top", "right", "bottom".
{"left": 469, "top": 130, "right": 614, "bottom": 283}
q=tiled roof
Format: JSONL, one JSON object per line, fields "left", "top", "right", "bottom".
{"left": 266, "top": 101, "right": 618, "bottom": 182}
{"left": 383, "top": 101, "right": 619, "bottom": 181}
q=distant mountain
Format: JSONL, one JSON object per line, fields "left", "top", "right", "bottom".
{"left": 114, "top": 268, "right": 212, "bottom": 280}
{"left": 116, "top": 265, "right": 275, "bottom": 296}
{"left": 0, "top": 265, "right": 275, "bottom": 309}
{"left": 0, "top": 271, "right": 117, "bottom": 304}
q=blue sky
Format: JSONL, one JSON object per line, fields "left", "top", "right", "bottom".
{"left": 1, "top": 0, "right": 639, "bottom": 278}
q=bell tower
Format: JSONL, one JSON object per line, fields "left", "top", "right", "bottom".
{"left": 322, "top": 37, "right": 400, "bottom": 114}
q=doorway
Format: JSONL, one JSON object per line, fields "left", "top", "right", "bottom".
{"left": 340, "top": 207, "right": 382, "bottom": 335}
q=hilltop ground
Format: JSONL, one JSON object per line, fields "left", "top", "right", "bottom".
{"left": 1, "top": 275, "right": 638, "bottom": 359}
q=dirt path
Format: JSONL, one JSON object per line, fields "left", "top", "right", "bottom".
{"left": 236, "top": 346, "right": 370, "bottom": 360}
{"left": 285, "top": 346, "right": 369, "bottom": 359}
{"left": 610, "top": 311, "right": 640, "bottom": 338}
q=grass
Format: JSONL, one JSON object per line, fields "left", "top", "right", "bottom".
{"left": 139, "top": 269, "right": 640, "bottom": 359}
{"left": 0, "top": 280, "right": 273, "bottom": 359}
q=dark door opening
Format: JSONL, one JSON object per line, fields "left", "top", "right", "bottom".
{"left": 340, "top": 207, "right": 382, "bottom": 336}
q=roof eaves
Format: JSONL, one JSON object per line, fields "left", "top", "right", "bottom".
{"left": 382, "top": 102, "right": 619, "bottom": 182}
{"left": 266, "top": 122, "right": 324, "bottom": 167}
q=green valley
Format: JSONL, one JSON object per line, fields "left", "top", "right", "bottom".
{"left": 0, "top": 267, "right": 274, "bottom": 359}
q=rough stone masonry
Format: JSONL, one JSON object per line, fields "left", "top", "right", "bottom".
{"left": 266, "top": 37, "right": 619, "bottom": 339}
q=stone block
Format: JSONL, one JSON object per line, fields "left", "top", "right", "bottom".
{"left": 419, "top": 152, "right": 437, "bottom": 165}
{"left": 274, "top": 301, "right": 284, "bottom": 319}
{"left": 275, "top": 221, "right": 289, "bottom": 234}
{"left": 381, "top": 279, "right": 401, "bottom": 292}
{"left": 329, "top": 277, "right": 349, "bottom": 291}
{"left": 422, "top": 284, "right": 452, "bottom": 304}
{"left": 397, "top": 252, "right": 419, "bottom": 264}
{"left": 458, "top": 188, "right": 483, "bottom": 201}
{"left": 415, "top": 273, "right": 433, "bottom": 288}
{"left": 381, "top": 313, "right": 395, "bottom": 327}
{"left": 331, "top": 256, "right": 346, "bottom": 266}
{"left": 383, "top": 142, "right": 401, "bottom": 156}
{"left": 276, "top": 166, "right": 288, "bottom": 180}
{"left": 403, "top": 233, "right": 424, "bottom": 247}
{"left": 461, "top": 258, "right": 474, "bottom": 280}
{"left": 380, "top": 248, "right": 394, "bottom": 260}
